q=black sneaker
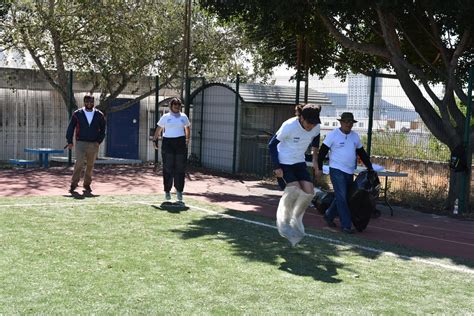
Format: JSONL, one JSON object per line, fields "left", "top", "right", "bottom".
{"left": 323, "top": 214, "right": 337, "bottom": 228}
{"left": 342, "top": 228, "right": 355, "bottom": 234}
{"left": 69, "top": 184, "right": 77, "bottom": 193}
{"left": 83, "top": 185, "right": 92, "bottom": 193}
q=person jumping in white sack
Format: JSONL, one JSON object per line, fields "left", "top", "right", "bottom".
{"left": 268, "top": 104, "right": 322, "bottom": 246}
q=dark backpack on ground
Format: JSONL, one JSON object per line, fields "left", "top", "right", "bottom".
{"left": 312, "top": 189, "right": 335, "bottom": 214}
{"left": 348, "top": 171, "right": 381, "bottom": 232}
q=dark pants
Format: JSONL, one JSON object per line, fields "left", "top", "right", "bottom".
{"left": 161, "top": 136, "right": 187, "bottom": 192}
{"left": 325, "top": 167, "right": 354, "bottom": 230}
{"left": 71, "top": 141, "right": 99, "bottom": 187}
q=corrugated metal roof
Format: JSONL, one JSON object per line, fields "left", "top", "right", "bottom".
{"left": 191, "top": 82, "right": 332, "bottom": 106}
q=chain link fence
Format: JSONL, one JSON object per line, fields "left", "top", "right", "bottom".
{"left": 1, "top": 67, "right": 471, "bottom": 212}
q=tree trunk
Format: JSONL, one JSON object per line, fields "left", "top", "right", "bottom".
{"left": 447, "top": 159, "right": 472, "bottom": 213}
{"left": 464, "top": 147, "right": 472, "bottom": 213}
{"left": 447, "top": 170, "right": 462, "bottom": 210}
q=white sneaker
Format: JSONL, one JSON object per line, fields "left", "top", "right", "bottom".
{"left": 165, "top": 191, "right": 171, "bottom": 201}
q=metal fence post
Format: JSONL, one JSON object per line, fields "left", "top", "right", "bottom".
{"left": 459, "top": 66, "right": 473, "bottom": 214}
{"left": 67, "top": 70, "right": 73, "bottom": 166}
{"left": 232, "top": 74, "right": 240, "bottom": 174}
{"left": 199, "top": 77, "right": 205, "bottom": 166}
{"left": 295, "top": 73, "right": 300, "bottom": 105}
{"left": 154, "top": 76, "right": 160, "bottom": 165}
{"left": 367, "top": 69, "right": 376, "bottom": 156}
{"left": 185, "top": 77, "right": 191, "bottom": 117}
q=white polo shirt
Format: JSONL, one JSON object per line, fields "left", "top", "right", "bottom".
{"left": 323, "top": 128, "right": 362, "bottom": 174}
{"left": 83, "top": 107, "right": 95, "bottom": 125}
{"left": 275, "top": 117, "right": 320, "bottom": 165}
{"left": 157, "top": 112, "right": 190, "bottom": 138}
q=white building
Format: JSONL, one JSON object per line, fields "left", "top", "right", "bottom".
{"left": 346, "top": 73, "right": 382, "bottom": 119}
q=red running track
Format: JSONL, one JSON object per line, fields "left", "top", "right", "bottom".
{"left": 1, "top": 165, "right": 473, "bottom": 262}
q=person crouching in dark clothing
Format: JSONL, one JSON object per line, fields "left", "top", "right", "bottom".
{"left": 66, "top": 95, "right": 106, "bottom": 193}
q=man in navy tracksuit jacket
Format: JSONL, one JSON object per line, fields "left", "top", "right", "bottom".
{"left": 66, "top": 95, "right": 106, "bottom": 193}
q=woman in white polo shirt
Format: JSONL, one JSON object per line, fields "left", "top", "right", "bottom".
{"left": 153, "top": 98, "right": 191, "bottom": 202}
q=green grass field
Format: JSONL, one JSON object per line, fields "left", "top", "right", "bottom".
{"left": 1, "top": 195, "right": 473, "bottom": 314}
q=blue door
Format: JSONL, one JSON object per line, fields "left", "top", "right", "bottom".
{"left": 106, "top": 98, "right": 140, "bottom": 159}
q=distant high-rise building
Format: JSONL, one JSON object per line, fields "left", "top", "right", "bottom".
{"left": 345, "top": 73, "right": 382, "bottom": 119}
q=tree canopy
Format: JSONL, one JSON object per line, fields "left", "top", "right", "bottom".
{"left": 0, "top": 0, "right": 265, "bottom": 113}
{"left": 201, "top": 0, "right": 474, "bottom": 152}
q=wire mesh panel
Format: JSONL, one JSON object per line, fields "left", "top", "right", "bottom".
{"left": 190, "top": 91, "right": 203, "bottom": 164}
{"left": 0, "top": 68, "right": 164, "bottom": 163}
{"left": 240, "top": 135, "right": 271, "bottom": 175}
{"left": 370, "top": 77, "right": 448, "bottom": 162}
{"left": 0, "top": 85, "right": 69, "bottom": 161}
{"left": 191, "top": 85, "right": 239, "bottom": 172}
{"left": 239, "top": 103, "right": 294, "bottom": 176}
{"left": 145, "top": 96, "right": 159, "bottom": 162}
{"left": 275, "top": 73, "right": 453, "bottom": 209}
{"left": 367, "top": 76, "right": 450, "bottom": 205}
{"left": 240, "top": 104, "right": 274, "bottom": 176}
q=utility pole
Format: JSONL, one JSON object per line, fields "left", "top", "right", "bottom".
{"left": 304, "top": 40, "right": 310, "bottom": 103}
{"left": 295, "top": 35, "right": 303, "bottom": 104}
{"left": 181, "top": 0, "right": 192, "bottom": 103}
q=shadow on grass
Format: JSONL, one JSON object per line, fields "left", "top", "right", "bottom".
{"left": 173, "top": 210, "right": 344, "bottom": 283}
{"left": 152, "top": 202, "right": 190, "bottom": 213}
{"left": 63, "top": 192, "right": 101, "bottom": 200}
{"left": 278, "top": 247, "right": 342, "bottom": 283}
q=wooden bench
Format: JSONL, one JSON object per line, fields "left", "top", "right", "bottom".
{"left": 8, "top": 159, "right": 38, "bottom": 167}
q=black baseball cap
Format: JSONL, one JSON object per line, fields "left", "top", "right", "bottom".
{"left": 301, "top": 104, "right": 321, "bottom": 125}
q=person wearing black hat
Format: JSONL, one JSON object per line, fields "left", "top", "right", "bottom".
{"left": 66, "top": 95, "right": 106, "bottom": 194}
{"left": 268, "top": 104, "right": 322, "bottom": 245}
{"left": 317, "top": 112, "right": 373, "bottom": 234}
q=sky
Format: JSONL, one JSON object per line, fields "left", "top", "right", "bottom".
{"left": 0, "top": 49, "right": 33, "bottom": 68}
{"left": 0, "top": 49, "right": 444, "bottom": 112}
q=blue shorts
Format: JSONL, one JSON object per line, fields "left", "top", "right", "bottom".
{"left": 280, "top": 162, "right": 312, "bottom": 184}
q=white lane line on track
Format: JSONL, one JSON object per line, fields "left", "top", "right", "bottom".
{"left": 306, "top": 212, "right": 474, "bottom": 234}
{"left": 4, "top": 200, "right": 474, "bottom": 246}
{"left": 0, "top": 201, "right": 129, "bottom": 207}
{"left": 374, "top": 217, "right": 474, "bottom": 234}
{"left": 2, "top": 200, "right": 474, "bottom": 275}
{"left": 304, "top": 211, "right": 474, "bottom": 243}
{"left": 179, "top": 203, "right": 474, "bottom": 275}
{"left": 369, "top": 226, "right": 474, "bottom": 247}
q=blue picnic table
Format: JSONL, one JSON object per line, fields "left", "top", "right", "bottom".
{"left": 24, "top": 147, "right": 64, "bottom": 168}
